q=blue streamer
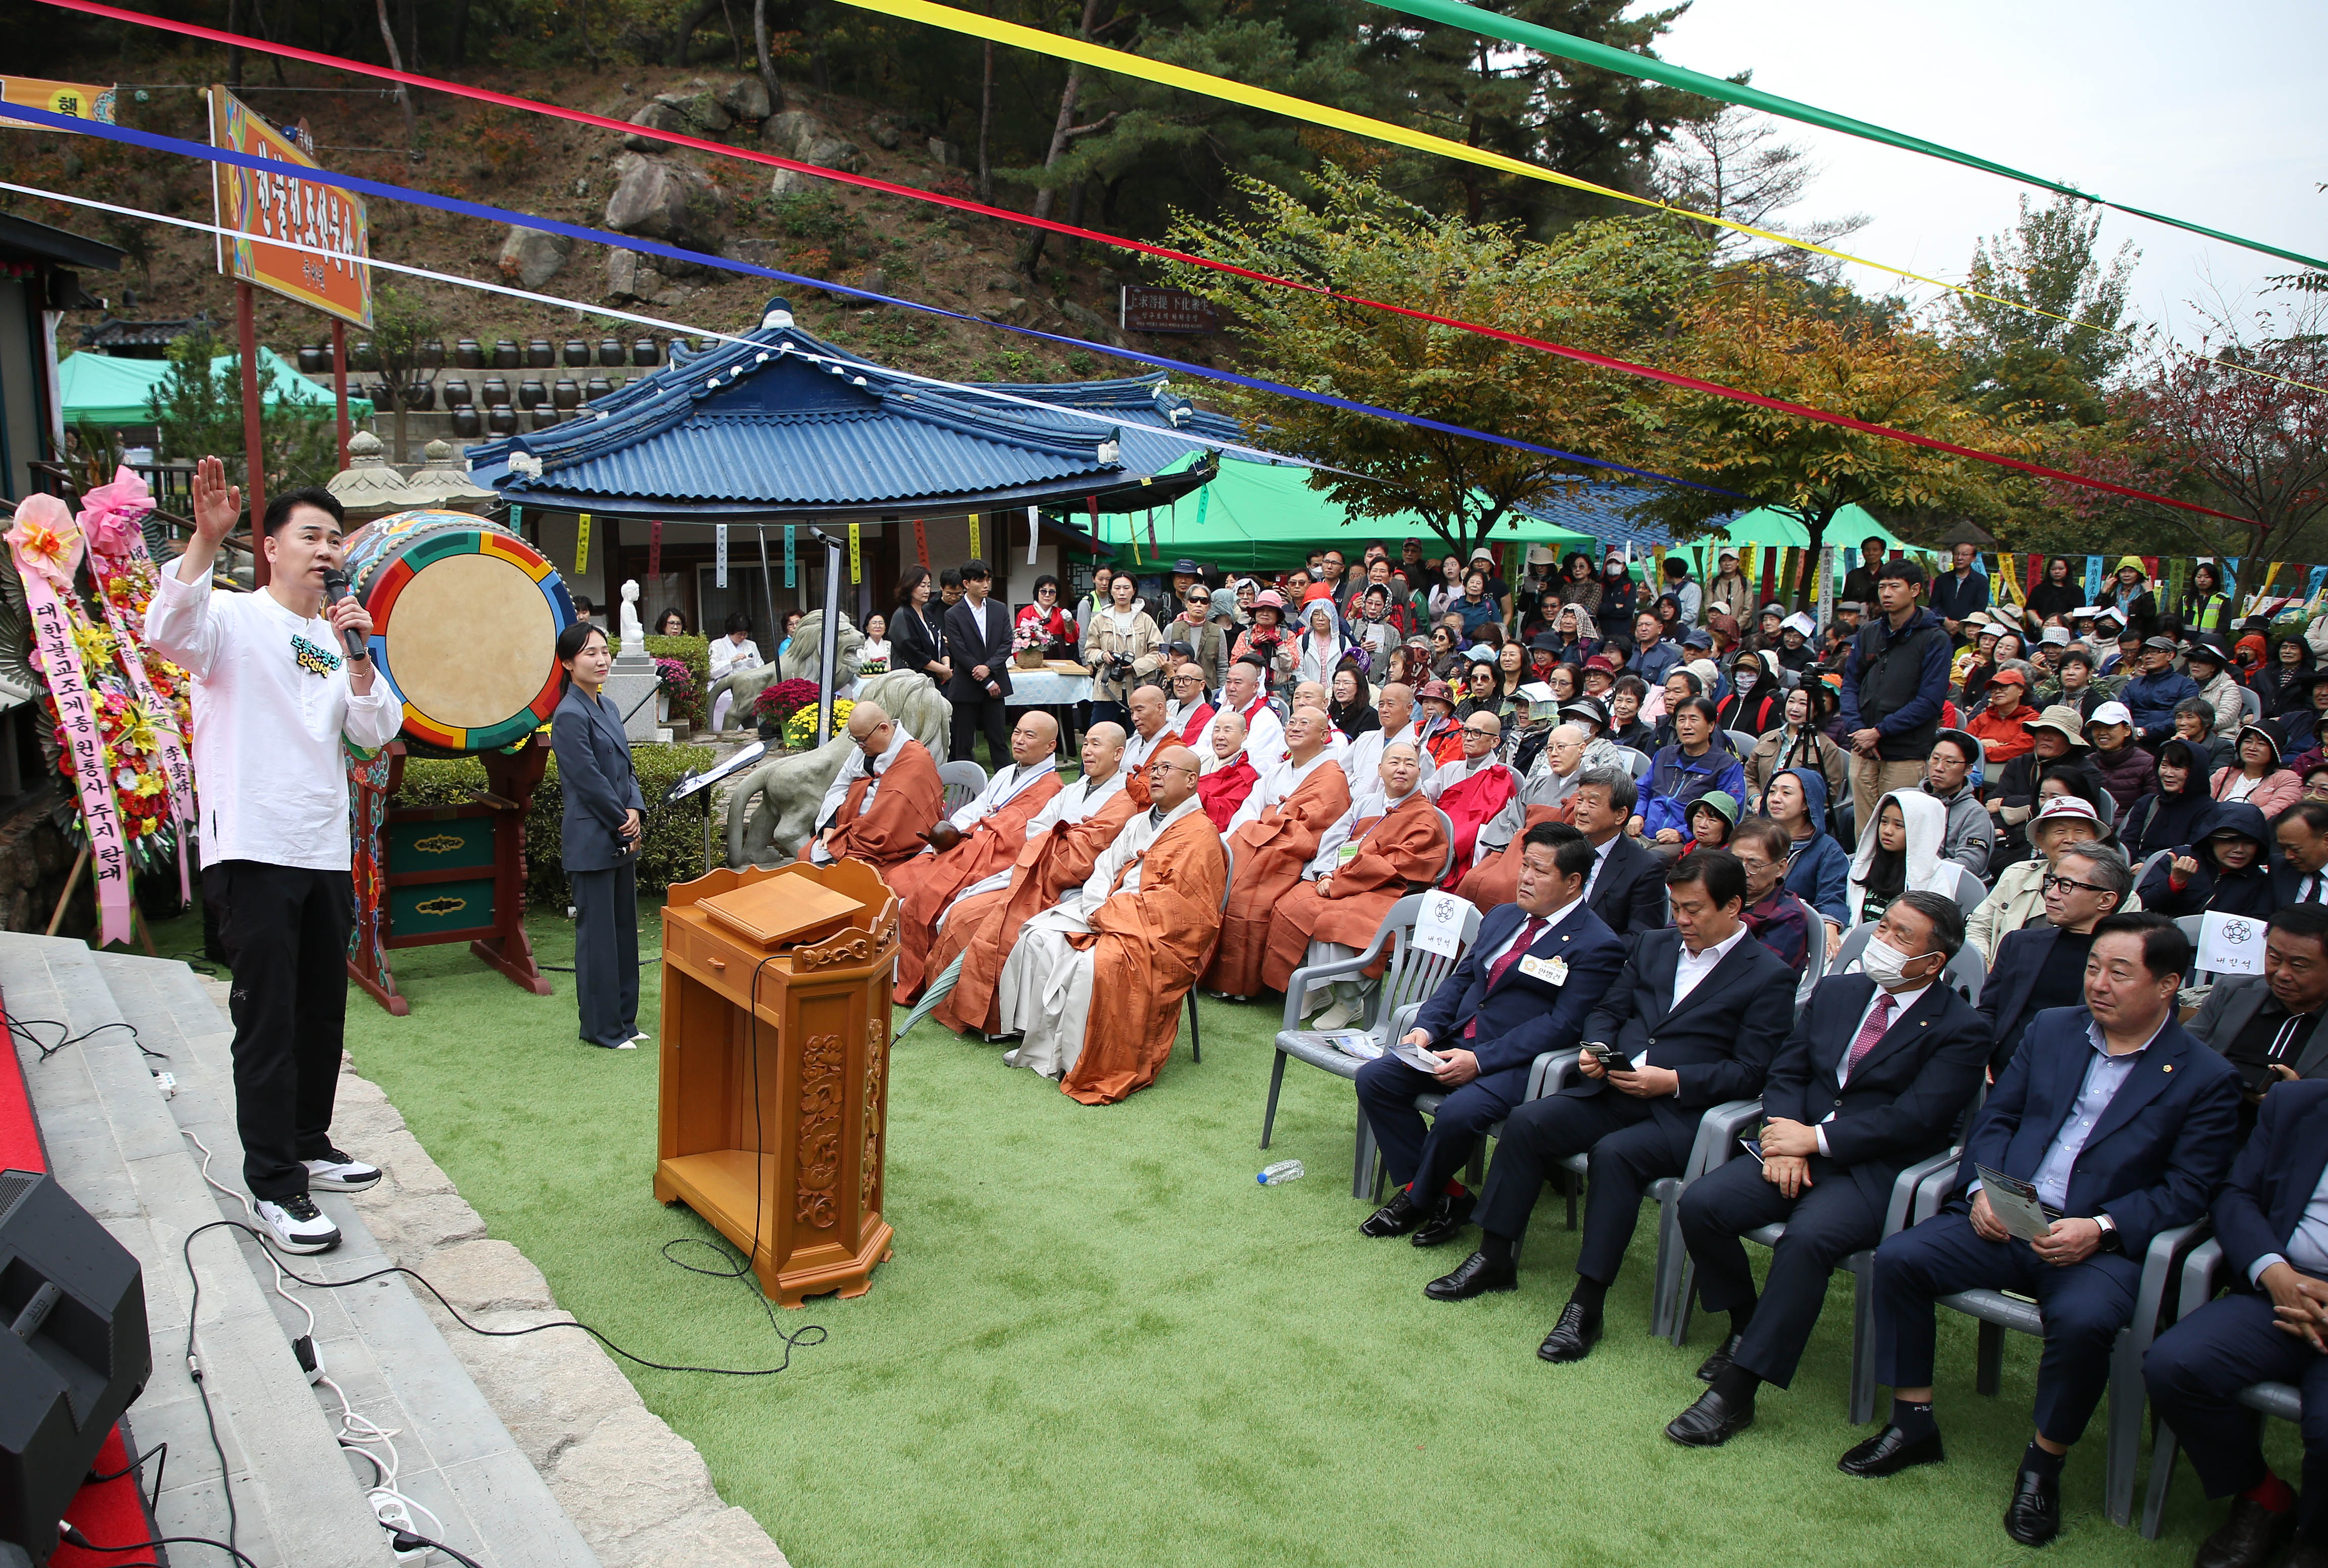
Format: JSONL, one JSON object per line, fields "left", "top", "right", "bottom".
{"left": 7, "top": 101, "right": 1737, "bottom": 501}
{"left": 2084, "top": 556, "right": 2105, "bottom": 603}
{"left": 784, "top": 524, "right": 797, "bottom": 587}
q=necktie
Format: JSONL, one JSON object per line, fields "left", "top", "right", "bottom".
{"left": 1466, "top": 918, "right": 1547, "bottom": 1040}
{"left": 1843, "top": 993, "right": 1896, "bottom": 1082}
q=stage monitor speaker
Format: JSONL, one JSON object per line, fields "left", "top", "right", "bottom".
{"left": 0, "top": 1169, "right": 150, "bottom": 1566}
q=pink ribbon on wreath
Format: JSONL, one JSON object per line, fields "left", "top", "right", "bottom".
{"left": 79, "top": 467, "right": 199, "bottom": 901}
{"left": 6, "top": 495, "right": 131, "bottom": 948}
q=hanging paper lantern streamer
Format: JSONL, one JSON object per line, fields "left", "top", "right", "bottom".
{"left": 2165, "top": 555, "right": 2189, "bottom": 614}
{"left": 715, "top": 523, "right": 729, "bottom": 588}
{"left": 784, "top": 524, "right": 797, "bottom": 587}
{"left": 2308, "top": 566, "right": 2328, "bottom": 603}
{"left": 6, "top": 496, "right": 131, "bottom": 948}
{"left": 967, "top": 512, "right": 981, "bottom": 559}
{"left": 509, "top": 505, "right": 523, "bottom": 532}
{"left": 847, "top": 521, "right": 860, "bottom": 584}
{"left": 647, "top": 518, "right": 662, "bottom": 584}
{"left": 2084, "top": 556, "right": 2104, "bottom": 604}
{"left": 1026, "top": 504, "right": 1040, "bottom": 566}
{"left": 1756, "top": 546, "right": 1774, "bottom": 606}
{"left": 574, "top": 511, "right": 591, "bottom": 574}
{"left": 1995, "top": 554, "right": 2024, "bottom": 607}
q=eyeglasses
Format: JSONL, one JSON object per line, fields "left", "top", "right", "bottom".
{"left": 1173, "top": 673, "right": 1202, "bottom": 683}
{"left": 1462, "top": 725, "right": 1500, "bottom": 738}
{"left": 2042, "top": 873, "right": 2112, "bottom": 896}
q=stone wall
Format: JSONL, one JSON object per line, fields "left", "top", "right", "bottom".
{"left": 0, "top": 786, "right": 93, "bottom": 936}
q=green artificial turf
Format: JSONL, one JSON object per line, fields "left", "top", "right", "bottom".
{"left": 328, "top": 904, "right": 2295, "bottom": 1568}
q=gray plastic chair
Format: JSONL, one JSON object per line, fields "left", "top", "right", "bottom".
{"left": 1831, "top": 921, "right": 1984, "bottom": 1006}
{"left": 1792, "top": 897, "right": 1828, "bottom": 1010}
{"left": 1723, "top": 729, "right": 1761, "bottom": 763}
{"left": 1433, "top": 808, "right": 1458, "bottom": 885}
{"left": 2238, "top": 684, "right": 2263, "bottom": 723}
{"left": 1265, "top": 893, "right": 1482, "bottom": 1197}
{"left": 1943, "top": 862, "right": 1986, "bottom": 920}
{"left": 1183, "top": 843, "right": 1233, "bottom": 1065}
{"left": 937, "top": 760, "right": 988, "bottom": 811}
{"left": 1911, "top": 1161, "right": 2205, "bottom": 1527}
{"left": 2140, "top": 1238, "right": 2306, "bottom": 1538}
{"left": 1618, "top": 747, "right": 1653, "bottom": 781}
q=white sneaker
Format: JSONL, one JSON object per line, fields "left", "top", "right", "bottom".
{"left": 303, "top": 1151, "right": 381, "bottom": 1191}
{"left": 614, "top": 1039, "right": 638, "bottom": 1050}
{"left": 256, "top": 1194, "right": 342, "bottom": 1254}
{"left": 1312, "top": 1000, "right": 1359, "bottom": 1033}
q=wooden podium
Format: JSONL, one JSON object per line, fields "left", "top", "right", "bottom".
{"left": 655, "top": 860, "right": 899, "bottom": 1306}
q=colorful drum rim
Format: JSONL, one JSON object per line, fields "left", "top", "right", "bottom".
{"left": 353, "top": 514, "right": 574, "bottom": 752}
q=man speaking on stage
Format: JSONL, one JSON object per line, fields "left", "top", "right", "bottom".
{"left": 145, "top": 456, "right": 404, "bottom": 1255}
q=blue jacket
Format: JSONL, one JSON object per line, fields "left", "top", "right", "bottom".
{"left": 1927, "top": 568, "right": 1990, "bottom": 626}
{"left": 552, "top": 683, "right": 646, "bottom": 872}
{"left": 1641, "top": 738, "right": 1745, "bottom": 840}
{"left": 1959, "top": 1005, "right": 2241, "bottom": 1257}
{"left": 1413, "top": 901, "right": 1628, "bottom": 1082}
{"left": 1776, "top": 765, "right": 1850, "bottom": 928}
{"left": 1839, "top": 605, "right": 1951, "bottom": 758}
{"left": 2122, "top": 668, "right": 2203, "bottom": 739}
{"left": 1627, "top": 638, "right": 1683, "bottom": 688}
{"left": 2213, "top": 1079, "right": 2328, "bottom": 1286}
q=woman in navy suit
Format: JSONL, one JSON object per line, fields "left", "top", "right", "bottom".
{"left": 551, "top": 622, "right": 646, "bottom": 1049}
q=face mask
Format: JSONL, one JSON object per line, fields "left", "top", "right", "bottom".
{"left": 1859, "top": 934, "right": 1927, "bottom": 989}
{"left": 1733, "top": 670, "right": 1756, "bottom": 693}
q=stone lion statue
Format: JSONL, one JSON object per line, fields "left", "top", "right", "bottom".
{"left": 705, "top": 609, "right": 867, "bottom": 727}
{"left": 723, "top": 669, "right": 952, "bottom": 866}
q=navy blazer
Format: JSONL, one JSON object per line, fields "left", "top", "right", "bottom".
{"left": 1958, "top": 1005, "right": 2242, "bottom": 1257}
{"left": 1979, "top": 922, "right": 2075, "bottom": 1073}
{"left": 552, "top": 684, "right": 646, "bottom": 872}
{"left": 1570, "top": 925, "right": 1796, "bottom": 1129}
{"left": 2213, "top": 1077, "right": 2328, "bottom": 1287}
{"left": 1413, "top": 901, "right": 1627, "bottom": 1088}
{"left": 1586, "top": 831, "right": 1670, "bottom": 942}
{"left": 943, "top": 596, "right": 1014, "bottom": 703}
{"left": 1766, "top": 974, "right": 1991, "bottom": 1208}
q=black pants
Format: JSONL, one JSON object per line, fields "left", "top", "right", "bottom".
{"left": 1678, "top": 1154, "right": 1887, "bottom": 1388}
{"left": 2146, "top": 1286, "right": 2328, "bottom": 1539}
{"left": 1354, "top": 1056, "right": 1516, "bottom": 1198}
{"left": 572, "top": 861, "right": 640, "bottom": 1048}
{"left": 1475, "top": 1090, "right": 1696, "bottom": 1286}
{"left": 951, "top": 693, "right": 1010, "bottom": 768}
{"left": 205, "top": 860, "right": 353, "bottom": 1201}
{"left": 1089, "top": 699, "right": 1129, "bottom": 732}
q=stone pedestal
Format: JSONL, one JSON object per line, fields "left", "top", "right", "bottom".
{"left": 605, "top": 647, "right": 663, "bottom": 744}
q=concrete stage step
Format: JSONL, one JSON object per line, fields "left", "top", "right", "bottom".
{"left": 1, "top": 933, "right": 598, "bottom": 1568}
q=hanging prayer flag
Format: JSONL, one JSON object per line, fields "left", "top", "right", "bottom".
{"left": 715, "top": 523, "right": 729, "bottom": 588}
{"left": 968, "top": 512, "right": 982, "bottom": 558}
{"left": 574, "top": 512, "right": 591, "bottom": 575}
{"left": 2084, "top": 556, "right": 2104, "bottom": 603}
{"left": 847, "top": 522, "right": 860, "bottom": 584}
{"left": 1027, "top": 505, "right": 1041, "bottom": 566}
{"left": 913, "top": 518, "right": 928, "bottom": 566}
{"left": 647, "top": 519, "right": 662, "bottom": 584}
{"left": 784, "top": 524, "right": 796, "bottom": 587}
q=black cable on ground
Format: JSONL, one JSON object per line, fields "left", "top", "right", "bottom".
{"left": 88, "top": 1439, "right": 168, "bottom": 1511}
{"left": 5, "top": 1008, "right": 164, "bottom": 1062}
{"left": 57, "top": 1524, "right": 259, "bottom": 1568}
{"left": 390, "top": 1529, "right": 488, "bottom": 1568}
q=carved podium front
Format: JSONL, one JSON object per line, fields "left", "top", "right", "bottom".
{"left": 655, "top": 860, "right": 897, "bottom": 1305}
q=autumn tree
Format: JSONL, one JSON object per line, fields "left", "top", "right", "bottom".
{"left": 1157, "top": 165, "right": 1707, "bottom": 560}
{"left": 1631, "top": 267, "right": 2027, "bottom": 603}
{"left": 1950, "top": 192, "right": 2140, "bottom": 428}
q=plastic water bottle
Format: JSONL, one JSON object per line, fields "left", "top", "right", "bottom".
{"left": 1257, "top": 1160, "right": 1305, "bottom": 1186}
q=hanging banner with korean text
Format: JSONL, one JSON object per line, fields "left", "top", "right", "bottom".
{"left": 715, "top": 523, "right": 729, "bottom": 587}
{"left": 0, "top": 77, "right": 116, "bottom": 136}
{"left": 785, "top": 524, "right": 797, "bottom": 587}
{"left": 574, "top": 511, "right": 591, "bottom": 574}
{"left": 847, "top": 521, "right": 860, "bottom": 584}
{"left": 207, "top": 86, "right": 372, "bottom": 326}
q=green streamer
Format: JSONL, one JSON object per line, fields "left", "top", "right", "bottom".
{"left": 1364, "top": 0, "right": 2327, "bottom": 275}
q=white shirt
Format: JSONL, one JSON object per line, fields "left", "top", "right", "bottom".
{"left": 1233, "top": 695, "right": 1284, "bottom": 765}
{"left": 1670, "top": 925, "right": 1750, "bottom": 1009}
{"left": 963, "top": 594, "right": 993, "bottom": 643}
{"left": 143, "top": 569, "right": 403, "bottom": 871}
{"left": 1581, "top": 834, "right": 1617, "bottom": 901}
{"left": 1480, "top": 891, "right": 1584, "bottom": 969}
{"left": 1123, "top": 721, "right": 1173, "bottom": 773}
{"left": 708, "top": 635, "right": 762, "bottom": 677}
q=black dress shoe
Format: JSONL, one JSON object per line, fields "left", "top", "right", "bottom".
{"left": 1536, "top": 1302, "right": 1603, "bottom": 1362}
{"left": 1665, "top": 1386, "right": 1755, "bottom": 1447}
{"left": 2002, "top": 1466, "right": 2060, "bottom": 1547}
{"left": 1360, "top": 1189, "right": 1427, "bottom": 1239}
{"left": 1424, "top": 1250, "right": 1516, "bottom": 1301}
{"left": 1836, "top": 1425, "right": 1946, "bottom": 1478}
{"left": 1695, "top": 1332, "right": 1744, "bottom": 1384}
{"left": 2194, "top": 1496, "right": 2296, "bottom": 1568}
{"left": 1411, "top": 1191, "right": 1475, "bottom": 1248}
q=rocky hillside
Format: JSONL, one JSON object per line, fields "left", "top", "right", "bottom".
{"left": 11, "top": 61, "right": 1232, "bottom": 387}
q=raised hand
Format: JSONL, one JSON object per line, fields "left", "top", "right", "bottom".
{"left": 190, "top": 455, "right": 241, "bottom": 546}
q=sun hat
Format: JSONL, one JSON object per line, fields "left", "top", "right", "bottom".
{"left": 2022, "top": 705, "right": 2090, "bottom": 747}
{"left": 2033, "top": 795, "right": 2100, "bottom": 826}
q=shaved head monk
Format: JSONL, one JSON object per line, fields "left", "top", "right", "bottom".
{"left": 996, "top": 742, "right": 1227, "bottom": 1103}
{"left": 1457, "top": 722, "right": 1588, "bottom": 910}
{"left": 933, "top": 721, "right": 1138, "bottom": 1037}
{"left": 1198, "top": 709, "right": 1259, "bottom": 830}
{"left": 1167, "top": 661, "right": 1217, "bottom": 748}
{"left": 1434, "top": 705, "right": 1520, "bottom": 893}
{"left": 1205, "top": 705, "right": 1354, "bottom": 1001}
{"left": 808, "top": 700, "right": 945, "bottom": 872}
{"left": 1345, "top": 681, "right": 1438, "bottom": 808}
{"left": 888, "top": 709, "right": 1062, "bottom": 1002}
{"left": 1221, "top": 658, "right": 1284, "bottom": 763}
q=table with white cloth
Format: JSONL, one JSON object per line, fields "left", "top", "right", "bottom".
{"left": 1005, "top": 661, "right": 1096, "bottom": 758}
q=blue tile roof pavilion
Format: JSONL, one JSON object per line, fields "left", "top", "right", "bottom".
{"left": 464, "top": 298, "right": 1244, "bottom": 522}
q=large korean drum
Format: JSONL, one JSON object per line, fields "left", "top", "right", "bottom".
{"left": 342, "top": 508, "right": 574, "bottom": 753}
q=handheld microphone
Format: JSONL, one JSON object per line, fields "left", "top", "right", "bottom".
{"left": 320, "top": 568, "right": 370, "bottom": 663}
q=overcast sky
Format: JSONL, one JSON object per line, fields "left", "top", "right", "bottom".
{"left": 1652, "top": 0, "right": 2327, "bottom": 341}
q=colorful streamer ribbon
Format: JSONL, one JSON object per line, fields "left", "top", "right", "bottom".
{"left": 6, "top": 497, "right": 132, "bottom": 948}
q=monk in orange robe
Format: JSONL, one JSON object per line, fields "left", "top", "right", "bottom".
{"left": 1203, "top": 706, "right": 1352, "bottom": 999}
{"left": 1456, "top": 721, "right": 1587, "bottom": 909}
{"left": 888, "top": 711, "right": 1063, "bottom": 1002}
{"left": 1263, "top": 742, "right": 1448, "bottom": 1008}
{"left": 1196, "top": 710, "right": 1259, "bottom": 830}
{"left": 807, "top": 701, "right": 946, "bottom": 875}
{"left": 932, "top": 724, "right": 1136, "bottom": 1035}
{"left": 1431, "top": 710, "right": 1520, "bottom": 892}
{"left": 992, "top": 746, "right": 1227, "bottom": 1104}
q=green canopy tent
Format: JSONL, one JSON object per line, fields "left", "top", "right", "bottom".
{"left": 1092, "top": 455, "right": 1597, "bottom": 570}
{"left": 58, "top": 346, "right": 374, "bottom": 426}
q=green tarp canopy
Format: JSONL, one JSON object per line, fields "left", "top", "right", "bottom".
{"left": 59, "top": 347, "right": 374, "bottom": 426}
{"left": 1095, "top": 456, "right": 1597, "bottom": 570}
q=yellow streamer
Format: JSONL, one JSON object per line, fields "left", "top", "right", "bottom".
{"left": 830, "top": 0, "right": 2265, "bottom": 381}
{"left": 575, "top": 511, "right": 591, "bottom": 575}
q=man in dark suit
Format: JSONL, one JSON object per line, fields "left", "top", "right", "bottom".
{"left": 1357, "top": 823, "right": 1628, "bottom": 1248}
{"left": 1422, "top": 851, "right": 1796, "bottom": 1366}
{"left": 1980, "top": 841, "right": 2132, "bottom": 1071}
{"left": 2144, "top": 1079, "right": 2328, "bottom": 1568}
{"left": 1665, "top": 890, "right": 1991, "bottom": 1446}
{"left": 943, "top": 557, "right": 1013, "bottom": 767}
{"left": 1853, "top": 913, "right": 2243, "bottom": 1549}
{"left": 2187, "top": 905, "right": 2328, "bottom": 1137}
{"left": 1567, "top": 765, "right": 1669, "bottom": 942}
{"left": 2275, "top": 801, "right": 2328, "bottom": 906}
